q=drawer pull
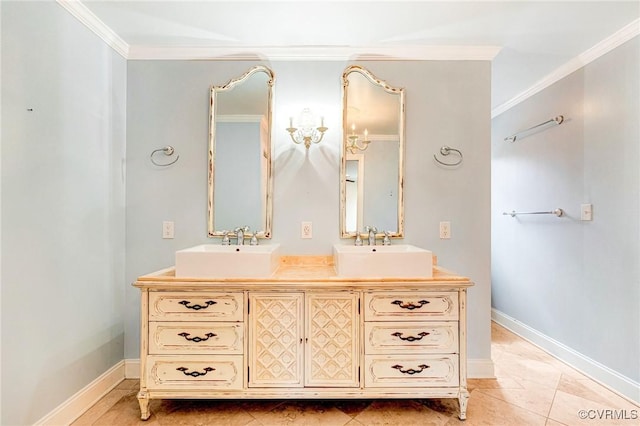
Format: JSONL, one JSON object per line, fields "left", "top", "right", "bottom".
{"left": 391, "top": 364, "right": 430, "bottom": 375}
{"left": 176, "top": 366, "right": 215, "bottom": 377}
{"left": 178, "top": 300, "right": 217, "bottom": 310}
{"left": 391, "top": 331, "right": 430, "bottom": 342}
{"left": 391, "top": 300, "right": 430, "bottom": 310}
{"left": 177, "top": 332, "right": 217, "bottom": 342}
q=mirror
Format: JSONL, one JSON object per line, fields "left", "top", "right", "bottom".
{"left": 340, "top": 65, "right": 405, "bottom": 238}
{"left": 208, "top": 66, "right": 274, "bottom": 238}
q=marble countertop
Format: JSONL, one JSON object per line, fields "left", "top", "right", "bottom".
{"left": 134, "top": 256, "right": 473, "bottom": 290}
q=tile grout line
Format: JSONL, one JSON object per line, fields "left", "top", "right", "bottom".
{"left": 545, "top": 381, "right": 561, "bottom": 425}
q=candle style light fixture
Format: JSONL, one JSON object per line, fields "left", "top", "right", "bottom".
{"left": 346, "top": 123, "right": 370, "bottom": 154}
{"left": 286, "top": 108, "right": 328, "bottom": 149}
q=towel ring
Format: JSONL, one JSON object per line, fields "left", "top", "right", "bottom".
{"left": 434, "top": 146, "right": 463, "bottom": 167}
{"left": 150, "top": 146, "right": 179, "bottom": 167}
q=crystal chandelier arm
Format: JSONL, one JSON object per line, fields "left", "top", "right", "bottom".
{"left": 287, "top": 127, "right": 304, "bottom": 145}
{"left": 286, "top": 109, "right": 328, "bottom": 149}
{"left": 310, "top": 126, "right": 328, "bottom": 145}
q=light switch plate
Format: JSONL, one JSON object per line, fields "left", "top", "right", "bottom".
{"left": 439, "top": 221, "right": 451, "bottom": 239}
{"left": 301, "top": 222, "right": 312, "bottom": 239}
{"left": 162, "top": 221, "right": 175, "bottom": 239}
{"left": 581, "top": 204, "right": 593, "bottom": 221}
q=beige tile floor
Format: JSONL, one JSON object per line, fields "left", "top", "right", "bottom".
{"left": 72, "top": 322, "right": 639, "bottom": 425}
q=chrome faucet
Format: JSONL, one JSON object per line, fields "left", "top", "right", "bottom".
{"left": 354, "top": 232, "right": 363, "bottom": 246}
{"left": 364, "top": 226, "right": 377, "bottom": 246}
{"left": 382, "top": 231, "right": 391, "bottom": 246}
{"left": 234, "top": 226, "right": 249, "bottom": 245}
{"left": 221, "top": 230, "right": 231, "bottom": 245}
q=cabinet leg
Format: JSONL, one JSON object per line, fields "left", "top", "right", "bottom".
{"left": 458, "top": 388, "right": 470, "bottom": 420}
{"left": 137, "top": 390, "right": 151, "bottom": 420}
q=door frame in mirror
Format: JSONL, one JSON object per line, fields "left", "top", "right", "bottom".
{"left": 345, "top": 153, "right": 365, "bottom": 234}
{"left": 208, "top": 65, "right": 275, "bottom": 239}
{"left": 340, "top": 65, "right": 405, "bottom": 239}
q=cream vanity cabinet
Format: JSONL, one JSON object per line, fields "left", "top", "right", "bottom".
{"left": 134, "top": 261, "right": 471, "bottom": 421}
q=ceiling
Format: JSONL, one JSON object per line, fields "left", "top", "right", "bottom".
{"left": 75, "top": 1, "right": 639, "bottom": 113}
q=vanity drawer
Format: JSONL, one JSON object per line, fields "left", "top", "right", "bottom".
{"left": 145, "top": 355, "right": 243, "bottom": 390}
{"left": 149, "top": 292, "right": 243, "bottom": 321}
{"left": 364, "top": 292, "right": 458, "bottom": 321}
{"left": 365, "top": 322, "right": 458, "bottom": 354}
{"left": 364, "top": 354, "right": 459, "bottom": 388}
{"left": 149, "top": 322, "right": 243, "bottom": 354}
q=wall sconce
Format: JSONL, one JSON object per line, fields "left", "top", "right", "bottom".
{"left": 286, "top": 108, "right": 328, "bottom": 149}
{"left": 346, "top": 123, "right": 370, "bottom": 154}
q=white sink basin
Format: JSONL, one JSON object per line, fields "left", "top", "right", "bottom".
{"left": 175, "top": 244, "right": 281, "bottom": 278}
{"left": 333, "top": 244, "right": 433, "bottom": 278}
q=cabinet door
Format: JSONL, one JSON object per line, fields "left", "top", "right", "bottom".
{"left": 249, "top": 293, "right": 304, "bottom": 387}
{"left": 305, "top": 292, "right": 360, "bottom": 387}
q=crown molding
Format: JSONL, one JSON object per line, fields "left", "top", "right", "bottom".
{"left": 56, "top": 0, "right": 129, "bottom": 58}
{"left": 56, "top": 1, "right": 500, "bottom": 61}
{"left": 366, "top": 134, "right": 400, "bottom": 142}
{"left": 492, "top": 18, "right": 640, "bottom": 118}
{"left": 216, "top": 114, "right": 265, "bottom": 123}
{"left": 56, "top": 0, "right": 637, "bottom": 117}
{"left": 127, "top": 45, "right": 501, "bottom": 61}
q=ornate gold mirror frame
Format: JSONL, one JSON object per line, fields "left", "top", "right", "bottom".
{"left": 208, "top": 65, "right": 275, "bottom": 238}
{"left": 340, "top": 65, "right": 405, "bottom": 238}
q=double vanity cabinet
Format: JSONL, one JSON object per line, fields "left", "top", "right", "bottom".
{"left": 133, "top": 256, "right": 473, "bottom": 420}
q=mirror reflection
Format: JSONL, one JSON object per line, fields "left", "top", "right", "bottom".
{"left": 208, "top": 66, "right": 274, "bottom": 238}
{"left": 340, "top": 65, "right": 405, "bottom": 238}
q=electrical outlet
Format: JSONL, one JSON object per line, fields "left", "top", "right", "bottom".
{"left": 301, "top": 221, "right": 312, "bottom": 239}
{"left": 162, "top": 221, "right": 174, "bottom": 239}
{"left": 581, "top": 204, "right": 593, "bottom": 221}
{"left": 439, "top": 221, "right": 451, "bottom": 239}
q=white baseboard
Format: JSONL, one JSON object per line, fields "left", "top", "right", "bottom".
{"left": 33, "top": 361, "right": 125, "bottom": 426}
{"left": 124, "top": 358, "right": 140, "bottom": 379}
{"left": 468, "top": 358, "right": 496, "bottom": 379}
{"left": 492, "top": 308, "right": 640, "bottom": 404}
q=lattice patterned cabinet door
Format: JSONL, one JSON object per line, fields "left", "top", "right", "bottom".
{"left": 305, "top": 292, "right": 360, "bottom": 387}
{"left": 248, "top": 293, "right": 304, "bottom": 387}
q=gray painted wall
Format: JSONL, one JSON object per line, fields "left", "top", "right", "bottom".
{"left": 492, "top": 38, "right": 639, "bottom": 385}
{"left": 1, "top": 2, "right": 127, "bottom": 424}
{"left": 125, "top": 60, "right": 492, "bottom": 364}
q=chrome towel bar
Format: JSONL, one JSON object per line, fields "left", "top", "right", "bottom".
{"left": 503, "top": 209, "right": 564, "bottom": 217}
{"left": 505, "top": 115, "right": 564, "bottom": 143}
